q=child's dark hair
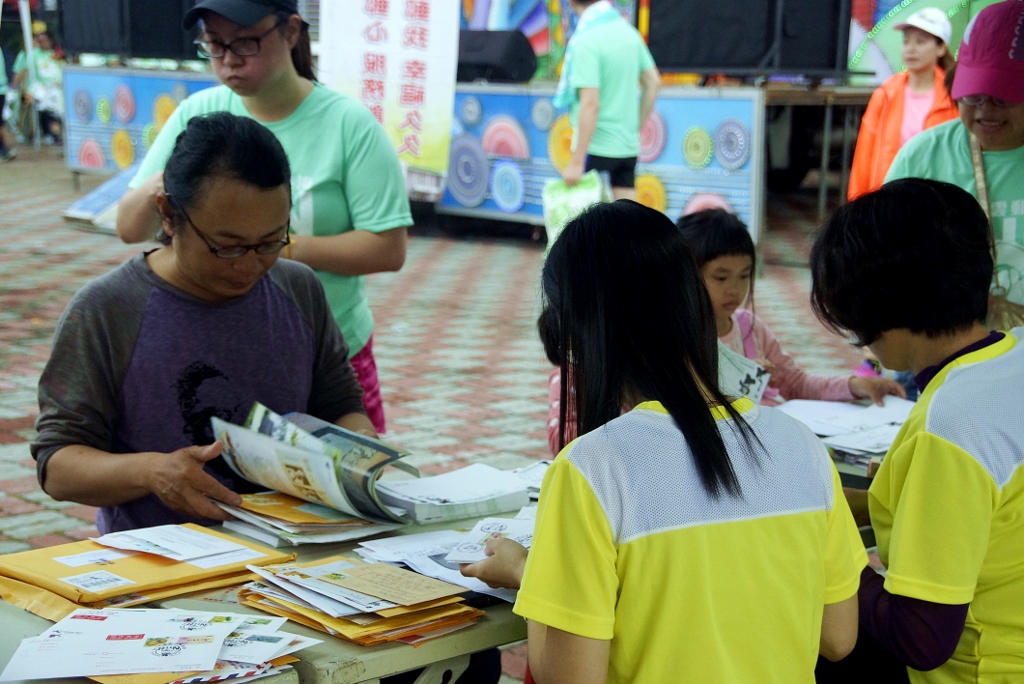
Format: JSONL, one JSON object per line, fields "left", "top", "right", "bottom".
{"left": 160, "top": 112, "right": 291, "bottom": 244}
{"left": 676, "top": 208, "right": 758, "bottom": 333}
{"left": 676, "top": 208, "right": 756, "bottom": 268}
{"left": 810, "top": 178, "right": 992, "bottom": 347}
{"left": 540, "top": 200, "right": 761, "bottom": 498}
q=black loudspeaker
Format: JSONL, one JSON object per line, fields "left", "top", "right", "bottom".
{"left": 127, "top": 0, "right": 195, "bottom": 60}
{"left": 60, "top": 0, "right": 195, "bottom": 60}
{"left": 59, "top": 0, "right": 126, "bottom": 54}
{"left": 457, "top": 30, "right": 537, "bottom": 83}
{"left": 647, "top": 0, "right": 850, "bottom": 74}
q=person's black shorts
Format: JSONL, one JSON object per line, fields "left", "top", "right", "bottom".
{"left": 585, "top": 154, "right": 637, "bottom": 189}
{"left": 0, "top": 93, "right": 7, "bottom": 125}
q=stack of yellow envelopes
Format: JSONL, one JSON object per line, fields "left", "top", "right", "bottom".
{"left": 218, "top": 491, "right": 402, "bottom": 546}
{"left": 0, "top": 523, "right": 292, "bottom": 622}
{"left": 240, "top": 555, "right": 484, "bottom": 646}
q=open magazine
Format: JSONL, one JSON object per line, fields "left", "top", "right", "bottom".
{"left": 212, "top": 403, "right": 420, "bottom": 524}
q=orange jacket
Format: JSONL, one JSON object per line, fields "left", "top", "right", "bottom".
{"left": 847, "top": 68, "right": 957, "bottom": 200}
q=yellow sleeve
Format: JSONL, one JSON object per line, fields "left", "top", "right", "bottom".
{"left": 824, "top": 463, "right": 869, "bottom": 604}
{"left": 513, "top": 457, "right": 618, "bottom": 640}
{"left": 878, "top": 432, "right": 996, "bottom": 604}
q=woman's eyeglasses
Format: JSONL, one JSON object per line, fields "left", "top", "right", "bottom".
{"left": 959, "top": 94, "right": 1017, "bottom": 108}
{"left": 169, "top": 197, "right": 290, "bottom": 259}
{"left": 194, "top": 20, "right": 284, "bottom": 59}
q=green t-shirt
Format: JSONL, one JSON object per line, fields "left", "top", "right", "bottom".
{"left": 12, "top": 47, "right": 61, "bottom": 89}
{"left": 131, "top": 84, "right": 412, "bottom": 354}
{"left": 887, "top": 119, "right": 1024, "bottom": 305}
{"left": 568, "top": 14, "right": 655, "bottom": 158}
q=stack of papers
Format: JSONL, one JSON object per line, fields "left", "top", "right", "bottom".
{"left": 776, "top": 397, "right": 916, "bottom": 461}
{"left": 0, "top": 608, "right": 319, "bottom": 682}
{"left": 217, "top": 492, "right": 402, "bottom": 547}
{"left": 353, "top": 505, "right": 538, "bottom": 604}
{"left": 0, "top": 524, "right": 291, "bottom": 622}
{"left": 443, "top": 517, "right": 534, "bottom": 564}
{"left": 511, "top": 460, "right": 551, "bottom": 500}
{"left": 375, "top": 464, "right": 530, "bottom": 524}
{"left": 239, "top": 556, "right": 483, "bottom": 647}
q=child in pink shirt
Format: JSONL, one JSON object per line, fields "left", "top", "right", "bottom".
{"left": 677, "top": 209, "right": 905, "bottom": 407}
{"left": 544, "top": 209, "right": 905, "bottom": 455}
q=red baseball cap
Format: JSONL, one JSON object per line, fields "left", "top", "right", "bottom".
{"left": 951, "top": 0, "right": 1024, "bottom": 104}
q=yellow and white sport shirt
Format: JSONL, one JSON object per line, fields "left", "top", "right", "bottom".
{"left": 515, "top": 397, "right": 866, "bottom": 683}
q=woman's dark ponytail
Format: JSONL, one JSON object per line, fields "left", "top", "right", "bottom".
{"left": 287, "top": 14, "right": 317, "bottom": 82}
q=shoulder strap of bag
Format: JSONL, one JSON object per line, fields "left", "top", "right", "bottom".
{"left": 735, "top": 310, "right": 759, "bottom": 360}
{"left": 969, "top": 133, "right": 1004, "bottom": 291}
{"left": 969, "top": 133, "right": 991, "bottom": 220}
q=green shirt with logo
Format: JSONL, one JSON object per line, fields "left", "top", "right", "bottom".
{"left": 887, "top": 119, "right": 1024, "bottom": 305}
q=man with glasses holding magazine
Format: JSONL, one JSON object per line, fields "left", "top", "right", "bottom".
{"left": 32, "top": 112, "right": 376, "bottom": 536}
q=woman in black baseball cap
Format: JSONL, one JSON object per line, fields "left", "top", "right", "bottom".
{"left": 115, "top": 0, "right": 415, "bottom": 447}
{"left": 183, "top": 0, "right": 315, "bottom": 85}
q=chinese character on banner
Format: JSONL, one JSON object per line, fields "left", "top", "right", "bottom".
{"left": 402, "top": 24, "right": 429, "bottom": 49}
{"left": 402, "top": 59, "right": 427, "bottom": 80}
{"left": 396, "top": 133, "right": 422, "bottom": 156}
{"left": 321, "top": 0, "right": 458, "bottom": 178}
{"left": 362, "top": 79, "right": 386, "bottom": 101}
{"left": 405, "top": 0, "right": 430, "bottom": 21}
{"left": 363, "top": 53, "right": 387, "bottom": 75}
{"left": 399, "top": 83, "right": 426, "bottom": 107}
{"left": 363, "top": 21, "right": 389, "bottom": 42}
{"left": 399, "top": 110, "right": 423, "bottom": 131}
{"left": 364, "top": 0, "right": 389, "bottom": 16}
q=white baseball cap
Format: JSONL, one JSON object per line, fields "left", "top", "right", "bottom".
{"left": 893, "top": 7, "right": 952, "bottom": 45}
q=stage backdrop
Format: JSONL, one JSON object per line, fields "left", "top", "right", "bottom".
{"left": 438, "top": 84, "right": 765, "bottom": 242}
{"left": 63, "top": 66, "right": 216, "bottom": 173}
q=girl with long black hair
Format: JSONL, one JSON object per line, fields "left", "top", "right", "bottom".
{"left": 463, "top": 200, "right": 865, "bottom": 683}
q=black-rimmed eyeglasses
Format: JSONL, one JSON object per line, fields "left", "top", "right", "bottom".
{"left": 169, "top": 197, "right": 290, "bottom": 259}
{"left": 194, "top": 19, "right": 285, "bottom": 59}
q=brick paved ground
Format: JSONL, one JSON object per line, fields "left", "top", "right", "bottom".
{"left": 0, "top": 144, "right": 859, "bottom": 681}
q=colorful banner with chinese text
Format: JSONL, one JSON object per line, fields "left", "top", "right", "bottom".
{"left": 320, "top": 0, "right": 459, "bottom": 182}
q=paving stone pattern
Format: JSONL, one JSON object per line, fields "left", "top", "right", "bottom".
{"left": 0, "top": 145, "right": 860, "bottom": 680}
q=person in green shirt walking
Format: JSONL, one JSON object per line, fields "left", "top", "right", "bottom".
{"left": 554, "top": 0, "right": 661, "bottom": 199}
{"left": 115, "top": 0, "right": 410, "bottom": 437}
{"left": 0, "top": 48, "right": 16, "bottom": 161}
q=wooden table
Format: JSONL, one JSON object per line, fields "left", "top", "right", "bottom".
{"left": 764, "top": 85, "right": 875, "bottom": 219}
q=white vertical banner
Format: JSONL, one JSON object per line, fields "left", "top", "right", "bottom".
{"left": 319, "top": 0, "right": 459, "bottom": 188}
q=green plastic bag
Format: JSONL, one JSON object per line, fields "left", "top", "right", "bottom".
{"left": 542, "top": 170, "right": 611, "bottom": 253}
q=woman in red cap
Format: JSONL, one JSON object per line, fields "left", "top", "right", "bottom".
{"left": 847, "top": 7, "right": 958, "bottom": 200}
{"left": 887, "top": 0, "right": 1024, "bottom": 309}
{"left": 115, "top": 0, "right": 409, "bottom": 437}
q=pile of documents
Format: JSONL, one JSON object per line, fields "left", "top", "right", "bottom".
{"left": 777, "top": 396, "right": 916, "bottom": 465}
{"left": 218, "top": 492, "right": 401, "bottom": 547}
{"left": 354, "top": 505, "right": 538, "bottom": 604}
{"left": 239, "top": 556, "right": 484, "bottom": 646}
{"left": 0, "top": 608, "right": 318, "bottom": 682}
{"left": 0, "top": 524, "right": 291, "bottom": 622}
{"left": 374, "top": 464, "right": 530, "bottom": 524}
